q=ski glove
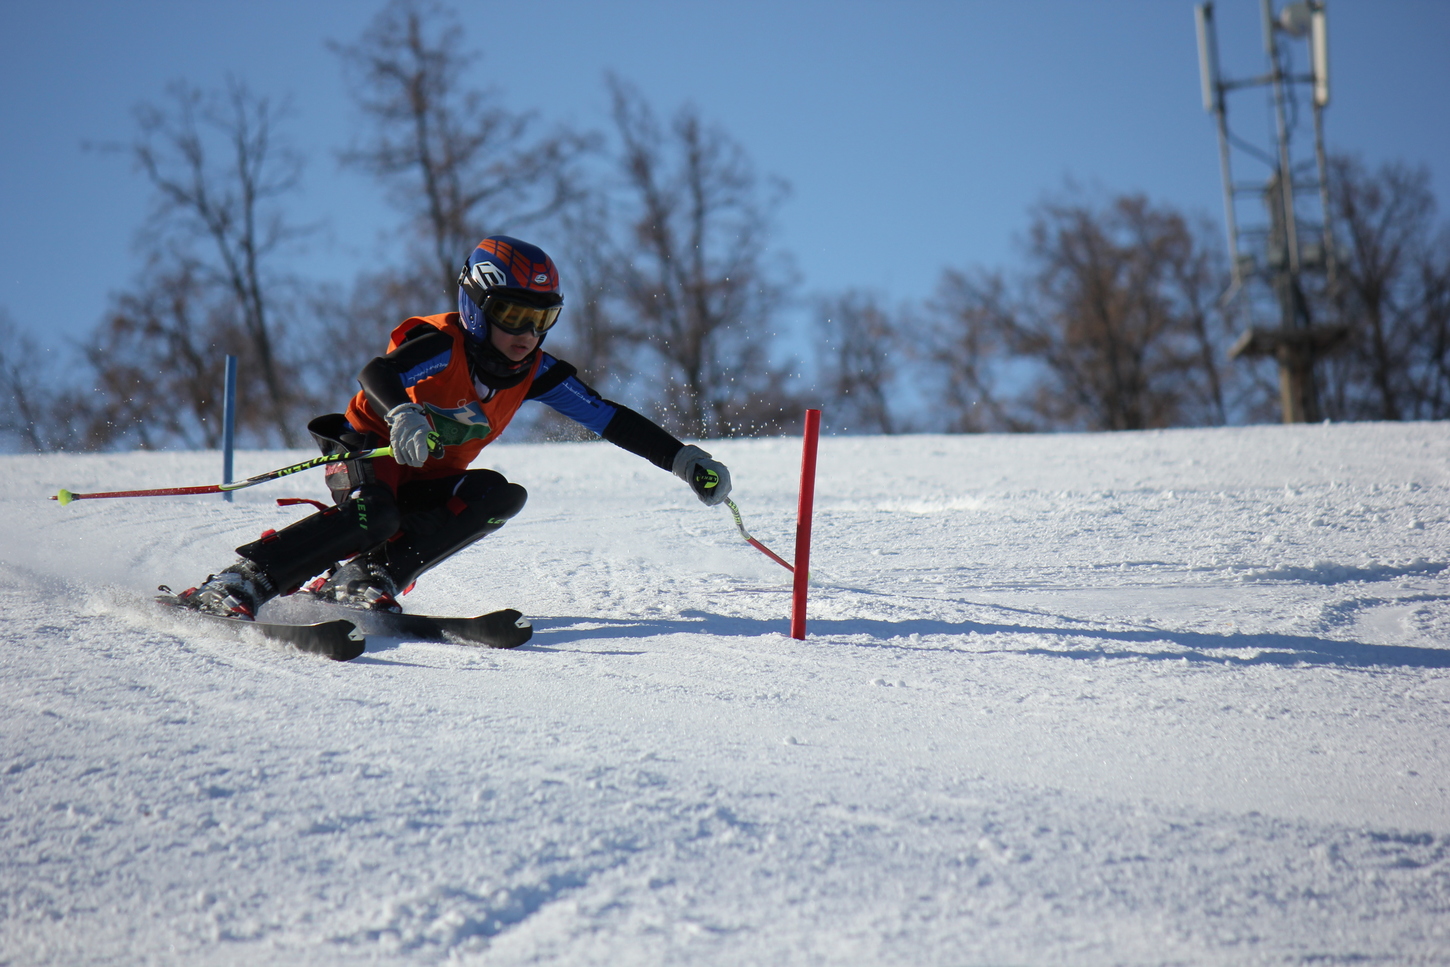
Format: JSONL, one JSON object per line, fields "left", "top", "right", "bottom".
{"left": 385, "top": 403, "right": 437, "bottom": 468}
{"left": 672, "top": 444, "right": 732, "bottom": 506}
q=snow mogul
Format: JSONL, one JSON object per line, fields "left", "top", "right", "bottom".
{"left": 174, "top": 235, "right": 731, "bottom": 620}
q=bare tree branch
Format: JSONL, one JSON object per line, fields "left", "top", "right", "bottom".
{"left": 1316, "top": 154, "right": 1450, "bottom": 421}
{"left": 607, "top": 76, "right": 798, "bottom": 438}
{"left": 813, "top": 291, "right": 902, "bottom": 435}
{"left": 928, "top": 191, "right": 1244, "bottom": 432}
{"left": 0, "top": 308, "right": 57, "bottom": 451}
{"left": 126, "top": 78, "right": 309, "bottom": 445}
{"left": 333, "top": 0, "right": 591, "bottom": 299}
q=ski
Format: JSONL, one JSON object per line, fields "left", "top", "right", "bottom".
{"left": 369, "top": 609, "right": 533, "bottom": 649}
{"left": 264, "top": 595, "right": 533, "bottom": 649}
{"left": 155, "top": 595, "right": 367, "bottom": 661}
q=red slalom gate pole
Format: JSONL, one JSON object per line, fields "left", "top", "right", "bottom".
{"left": 790, "top": 409, "right": 822, "bottom": 640}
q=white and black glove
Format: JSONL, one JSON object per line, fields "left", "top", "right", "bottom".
{"left": 385, "top": 402, "right": 437, "bottom": 468}
{"left": 672, "top": 444, "right": 732, "bottom": 506}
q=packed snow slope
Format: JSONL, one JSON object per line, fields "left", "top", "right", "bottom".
{"left": 3, "top": 422, "right": 1450, "bottom": 966}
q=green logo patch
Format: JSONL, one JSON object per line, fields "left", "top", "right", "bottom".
{"left": 422, "top": 402, "right": 492, "bottom": 448}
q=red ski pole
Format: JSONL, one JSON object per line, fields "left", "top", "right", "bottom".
{"left": 724, "top": 498, "right": 795, "bottom": 573}
{"left": 50, "top": 446, "right": 394, "bottom": 505}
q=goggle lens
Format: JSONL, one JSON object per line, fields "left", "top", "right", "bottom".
{"left": 484, "top": 296, "right": 561, "bottom": 336}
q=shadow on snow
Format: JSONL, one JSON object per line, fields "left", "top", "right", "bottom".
{"left": 530, "top": 611, "right": 1450, "bottom": 670}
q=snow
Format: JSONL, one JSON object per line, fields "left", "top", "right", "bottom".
{"left": 3, "top": 422, "right": 1449, "bottom": 965}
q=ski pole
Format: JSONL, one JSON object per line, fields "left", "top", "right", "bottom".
{"left": 50, "top": 446, "right": 395, "bottom": 505}
{"left": 724, "top": 498, "right": 796, "bottom": 574}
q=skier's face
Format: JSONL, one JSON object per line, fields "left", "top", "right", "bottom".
{"left": 489, "top": 324, "right": 540, "bottom": 362}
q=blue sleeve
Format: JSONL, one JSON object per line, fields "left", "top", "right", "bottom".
{"left": 531, "top": 354, "right": 619, "bottom": 435}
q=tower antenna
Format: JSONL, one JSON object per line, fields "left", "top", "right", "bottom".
{"left": 1195, "top": 0, "right": 1343, "bottom": 422}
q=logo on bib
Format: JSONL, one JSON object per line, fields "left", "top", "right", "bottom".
{"left": 422, "top": 401, "right": 492, "bottom": 447}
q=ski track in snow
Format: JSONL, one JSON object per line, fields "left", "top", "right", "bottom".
{"left": 2, "top": 422, "right": 1450, "bottom": 965}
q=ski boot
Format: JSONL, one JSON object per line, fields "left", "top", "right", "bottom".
{"left": 309, "top": 554, "right": 403, "bottom": 613}
{"left": 174, "top": 559, "right": 276, "bottom": 620}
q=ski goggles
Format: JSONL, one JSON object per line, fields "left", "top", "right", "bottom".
{"left": 482, "top": 294, "right": 562, "bottom": 337}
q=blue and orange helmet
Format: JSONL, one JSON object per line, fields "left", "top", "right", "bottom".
{"left": 457, "top": 236, "right": 563, "bottom": 342}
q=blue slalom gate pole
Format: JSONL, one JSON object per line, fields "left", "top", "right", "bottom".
{"left": 222, "top": 355, "right": 238, "bottom": 502}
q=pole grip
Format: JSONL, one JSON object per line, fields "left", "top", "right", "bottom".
{"left": 790, "top": 409, "right": 821, "bottom": 640}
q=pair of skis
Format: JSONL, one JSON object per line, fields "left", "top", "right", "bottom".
{"left": 56, "top": 449, "right": 532, "bottom": 662}
{"left": 63, "top": 448, "right": 790, "bottom": 662}
{"left": 155, "top": 594, "right": 533, "bottom": 662}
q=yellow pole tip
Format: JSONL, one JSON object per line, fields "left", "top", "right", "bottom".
{"left": 54, "top": 489, "right": 75, "bottom": 506}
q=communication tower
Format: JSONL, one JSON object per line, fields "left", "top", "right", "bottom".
{"left": 1195, "top": 0, "right": 1342, "bottom": 422}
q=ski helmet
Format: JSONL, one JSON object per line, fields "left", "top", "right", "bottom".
{"left": 456, "top": 236, "right": 563, "bottom": 342}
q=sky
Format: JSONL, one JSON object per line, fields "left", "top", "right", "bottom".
{"left": 2, "top": 0, "right": 1448, "bottom": 369}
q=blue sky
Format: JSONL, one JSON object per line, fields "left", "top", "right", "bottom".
{"left": 2, "top": 0, "right": 1447, "bottom": 368}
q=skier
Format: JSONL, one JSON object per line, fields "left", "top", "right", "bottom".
{"left": 175, "top": 235, "right": 732, "bottom": 620}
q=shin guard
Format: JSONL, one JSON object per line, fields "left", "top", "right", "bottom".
{"left": 383, "top": 474, "right": 527, "bottom": 590}
{"left": 236, "top": 483, "right": 402, "bottom": 594}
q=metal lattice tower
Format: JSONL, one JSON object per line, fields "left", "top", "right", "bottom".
{"left": 1196, "top": 0, "right": 1343, "bottom": 423}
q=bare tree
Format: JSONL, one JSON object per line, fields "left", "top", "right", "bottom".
{"left": 121, "top": 79, "right": 310, "bottom": 445}
{"left": 333, "top": 0, "right": 590, "bottom": 302}
{"left": 543, "top": 196, "right": 631, "bottom": 387}
{"left": 0, "top": 308, "right": 83, "bottom": 452}
{"left": 1316, "top": 155, "right": 1450, "bottom": 421}
{"left": 813, "top": 291, "right": 902, "bottom": 434}
{"left": 924, "top": 269, "right": 1035, "bottom": 432}
{"left": 607, "top": 77, "right": 799, "bottom": 438}
{"left": 928, "top": 192, "right": 1243, "bottom": 432}
{"left": 307, "top": 267, "right": 436, "bottom": 413}
{"left": 1025, "top": 195, "right": 1225, "bottom": 429}
{"left": 83, "top": 260, "right": 297, "bottom": 449}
